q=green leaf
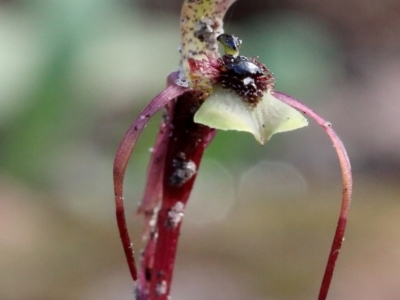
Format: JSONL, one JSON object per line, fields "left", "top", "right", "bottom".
{"left": 194, "top": 86, "right": 308, "bottom": 144}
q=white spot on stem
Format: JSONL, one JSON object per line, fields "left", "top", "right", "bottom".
{"left": 156, "top": 280, "right": 167, "bottom": 296}
{"left": 167, "top": 202, "right": 185, "bottom": 228}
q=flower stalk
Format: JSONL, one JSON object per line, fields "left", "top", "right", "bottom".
{"left": 138, "top": 90, "right": 215, "bottom": 299}
{"left": 113, "top": 76, "right": 189, "bottom": 282}
{"left": 113, "top": 1, "right": 353, "bottom": 299}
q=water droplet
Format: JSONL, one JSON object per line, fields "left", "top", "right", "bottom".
{"left": 175, "top": 78, "right": 189, "bottom": 87}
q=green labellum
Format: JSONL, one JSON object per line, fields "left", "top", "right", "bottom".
{"left": 194, "top": 86, "right": 308, "bottom": 144}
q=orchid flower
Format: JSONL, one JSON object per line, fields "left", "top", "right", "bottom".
{"left": 113, "top": 1, "right": 353, "bottom": 299}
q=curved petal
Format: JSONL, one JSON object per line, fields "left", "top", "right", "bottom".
{"left": 274, "top": 91, "right": 352, "bottom": 300}
{"left": 137, "top": 101, "right": 175, "bottom": 239}
{"left": 194, "top": 86, "right": 308, "bottom": 144}
{"left": 113, "top": 75, "right": 189, "bottom": 281}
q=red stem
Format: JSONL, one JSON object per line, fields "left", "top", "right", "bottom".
{"left": 146, "top": 91, "right": 213, "bottom": 300}
{"left": 274, "top": 92, "right": 353, "bottom": 300}
{"left": 113, "top": 79, "right": 188, "bottom": 282}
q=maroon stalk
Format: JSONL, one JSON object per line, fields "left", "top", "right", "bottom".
{"left": 113, "top": 76, "right": 189, "bottom": 282}
{"left": 142, "top": 91, "right": 214, "bottom": 300}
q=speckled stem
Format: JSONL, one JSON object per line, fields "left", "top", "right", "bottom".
{"left": 274, "top": 92, "right": 353, "bottom": 300}
{"left": 123, "top": 0, "right": 234, "bottom": 296}
{"left": 113, "top": 74, "right": 188, "bottom": 282}
{"left": 146, "top": 91, "right": 214, "bottom": 300}
{"left": 180, "top": 0, "right": 237, "bottom": 88}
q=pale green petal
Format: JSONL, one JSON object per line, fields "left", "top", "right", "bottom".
{"left": 194, "top": 86, "right": 308, "bottom": 144}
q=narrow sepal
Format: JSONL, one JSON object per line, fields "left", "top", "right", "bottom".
{"left": 113, "top": 74, "right": 189, "bottom": 281}
{"left": 274, "top": 91, "right": 353, "bottom": 300}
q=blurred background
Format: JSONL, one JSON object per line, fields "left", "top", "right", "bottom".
{"left": 1, "top": 0, "right": 399, "bottom": 299}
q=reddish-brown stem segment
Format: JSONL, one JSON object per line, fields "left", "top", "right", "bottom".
{"left": 113, "top": 78, "right": 189, "bottom": 281}
{"left": 274, "top": 92, "right": 353, "bottom": 300}
{"left": 145, "top": 91, "right": 212, "bottom": 300}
